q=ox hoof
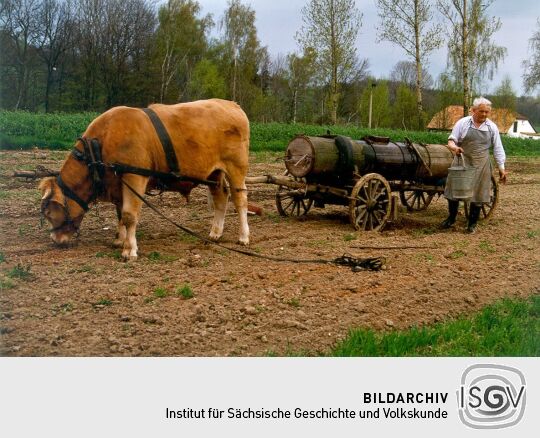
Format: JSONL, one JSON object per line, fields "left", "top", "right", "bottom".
{"left": 122, "top": 250, "right": 138, "bottom": 262}
{"left": 237, "top": 237, "right": 249, "bottom": 246}
{"left": 209, "top": 232, "right": 222, "bottom": 242}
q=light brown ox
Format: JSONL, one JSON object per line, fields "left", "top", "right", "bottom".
{"left": 39, "top": 99, "right": 250, "bottom": 260}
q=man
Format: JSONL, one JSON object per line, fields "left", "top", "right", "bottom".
{"left": 442, "top": 97, "right": 508, "bottom": 233}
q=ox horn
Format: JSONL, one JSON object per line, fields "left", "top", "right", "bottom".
{"left": 41, "top": 186, "right": 52, "bottom": 200}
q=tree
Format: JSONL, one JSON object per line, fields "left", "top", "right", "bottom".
{"left": 75, "top": 0, "right": 156, "bottom": 109}
{"left": 433, "top": 71, "right": 461, "bottom": 128}
{"left": 187, "top": 59, "right": 226, "bottom": 100}
{"left": 358, "top": 80, "right": 391, "bottom": 128}
{"left": 390, "top": 60, "right": 433, "bottom": 90}
{"left": 287, "top": 47, "right": 316, "bottom": 123}
{"left": 35, "top": 0, "right": 75, "bottom": 112}
{"left": 376, "top": 0, "right": 442, "bottom": 129}
{"left": 392, "top": 83, "right": 417, "bottom": 129}
{"left": 523, "top": 19, "right": 540, "bottom": 94}
{"left": 0, "top": 0, "right": 41, "bottom": 109}
{"left": 438, "top": 0, "right": 507, "bottom": 114}
{"left": 220, "top": 0, "right": 265, "bottom": 103}
{"left": 155, "top": 0, "right": 212, "bottom": 102}
{"left": 492, "top": 75, "right": 516, "bottom": 112}
{"left": 296, "top": 0, "right": 363, "bottom": 124}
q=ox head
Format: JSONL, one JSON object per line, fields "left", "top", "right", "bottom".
{"left": 39, "top": 177, "right": 85, "bottom": 245}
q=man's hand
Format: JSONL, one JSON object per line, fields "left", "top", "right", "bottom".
{"left": 499, "top": 168, "right": 508, "bottom": 184}
{"left": 448, "top": 144, "right": 464, "bottom": 156}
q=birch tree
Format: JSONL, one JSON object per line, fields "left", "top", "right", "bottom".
{"left": 376, "top": 0, "right": 442, "bottom": 129}
{"left": 287, "top": 48, "right": 316, "bottom": 123}
{"left": 523, "top": 19, "right": 540, "bottom": 94}
{"left": 296, "top": 0, "right": 363, "bottom": 124}
{"left": 221, "top": 0, "right": 261, "bottom": 102}
{"left": 438, "top": 0, "right": 506, "bottom": 114}
{"left": 156, "top": 0, "right": 212, "bottom": 102}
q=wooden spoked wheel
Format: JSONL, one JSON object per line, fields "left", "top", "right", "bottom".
{"left": 399, "top": 189, "right": 434, "bottom": 211}
{"left": 349, "top": 173, "right": 392, "bottom": 231}
{"left": 275, "top": 173, "right": 312, "bottom": 217}
{"left": 464, "top": 175, "right": 499, "bottom": 220}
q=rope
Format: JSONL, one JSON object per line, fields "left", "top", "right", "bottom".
{"left": 121, "top": 179, "right": 385, "bottom": 271}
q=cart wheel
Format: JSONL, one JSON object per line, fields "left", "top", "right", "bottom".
{"left": 275, "top": 173, "right": 312, "bottom": 217}
{"left": 464, "top": 175, "right": 499, "bottom": 220}
{"left": 399, "top": 189, "right": 434, "bottom": 211}
{"left": 349, "top": 173, "right": 392, "bottom": 231}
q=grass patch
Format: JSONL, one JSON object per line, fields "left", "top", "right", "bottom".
{"left": 448, "top": 250, "right": 466, "bottom": 259}
{"left": 331, "top": 295, "right": 540, "bottom": 356}
{"left": 479, "top": 240, "right": 496, "bottom": 253}
{"left": 0, "top": 190, "right": 13, "bottom": 200}
{"left": 176, "top": 283, "right": 194, "bottom": 299}
{"left": 176, "top": 232, "right": 199, "bottom": 243}
{"left": 0, "top": 252, "right": 5, "bottom": 263}
{"left": 287, "top": 297, "right": 301, "bottom": 308}
{"left": 95, "top": 250, "right": 122, "bottom": 260}
{"left": 411, "top": 226, "right": 437, "bottom": 237}
{"left": 418, "top": 253, "right": 435, "bottom": 262}
{"left": 147, "top": 251, "right": 177, "bottom": 262}
{"left": 6, "top": 263, "right": 33, "bottom": 280}
{"left": 0, "top": 277, "right": 16, "bottom": 290}
{"left": 153, "top": 287, "right": 169, "bottom": 298}
{"left": 343, "top": 233, "right": 357, "bottom": 242}
{"left": 73, "top": 265, "right": 95, "bottom": 273}
{"left": 94, "top": 298, "right": 113, "bottom": 306}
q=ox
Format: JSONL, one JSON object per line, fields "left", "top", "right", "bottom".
{"left": 39, "top": 99, "right": 250, "bottom": 260}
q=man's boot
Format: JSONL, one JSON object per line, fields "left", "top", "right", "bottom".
{"left": 441, "top": 200, "right": 459, "bottom": 229}
{"left": 467, "top": 203, "right": 481, "bottom": 233}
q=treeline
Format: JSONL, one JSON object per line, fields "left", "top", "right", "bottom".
{"left": 1, "top": 0, "right": 539, "bottom": 128}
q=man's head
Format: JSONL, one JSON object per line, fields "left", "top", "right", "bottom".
{"left": 471, "top": 97, "right": 492, "bottom": 124}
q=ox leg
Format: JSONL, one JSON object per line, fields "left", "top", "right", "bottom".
{"left": 208, "top": 172, "right": 229, "bottom": 241}
{"left": 113, "top": 204, "right": 126, "bottom": 248}
{"left": 228, "top": 174, "right": 250, "bottom": 246}
{"left": 120, "top": 175, "right": 147, "bottom": 261}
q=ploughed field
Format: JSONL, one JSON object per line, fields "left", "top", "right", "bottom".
{"left": 0, "top": 150, "right": 538, "bottom": 356}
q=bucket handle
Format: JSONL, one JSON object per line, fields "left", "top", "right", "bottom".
{"left": 452, "top": 154, "right": 469, "bottom": 168}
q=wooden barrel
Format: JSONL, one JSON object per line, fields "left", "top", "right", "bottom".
{"left": 285, "top": 135, "right": 453, "bottom": 181}
{"left": 285, "top": 135, "right": 364, "bottom": 177}
{"left": 416, "top": 144, "right": 454, "bottom": 179}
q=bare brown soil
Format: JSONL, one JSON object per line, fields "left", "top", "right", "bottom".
{"left": 0, "top": 150, "right": 538, "bottom": 356}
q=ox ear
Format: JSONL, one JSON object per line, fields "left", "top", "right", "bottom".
{"left": 38, "top": 177, "right": 55, "bottom": 200}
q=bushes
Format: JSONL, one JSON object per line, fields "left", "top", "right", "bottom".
{"left": 1, "top": 110, "right": 539, "bottom": 156}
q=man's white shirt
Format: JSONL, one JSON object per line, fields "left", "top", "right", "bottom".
{"left": 448, "top": 116, "right": 506, "bottom": 170}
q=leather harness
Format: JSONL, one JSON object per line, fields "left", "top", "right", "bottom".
{"left": 48, "top": 108, "right": 217, "bottom": 221}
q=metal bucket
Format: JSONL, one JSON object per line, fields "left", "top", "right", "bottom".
{"left": 447, "top": 155, "right": 475, "bottom": 199}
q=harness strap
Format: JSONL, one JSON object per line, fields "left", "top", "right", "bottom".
{"left": 109, "top": 162, "right": 217, "bottom": 187}
{"left": 142, "top": 108, "right": 180, "bottom": 173}
{"left": 56, "top": 175, "right": 89, "bottom": 212}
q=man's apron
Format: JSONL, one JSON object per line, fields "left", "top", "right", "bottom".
{"left": 444, "top": 124, "right": 492, "bottom": 203}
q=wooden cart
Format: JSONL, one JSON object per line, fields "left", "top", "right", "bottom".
{"left": 246, "top": 135, "right": 499, "bottom": 231}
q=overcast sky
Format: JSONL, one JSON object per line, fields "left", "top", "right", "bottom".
{"left": 194, "top": 0, "right": 540, "bottom": 96}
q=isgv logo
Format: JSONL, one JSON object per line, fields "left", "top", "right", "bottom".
{"left": 457, "top": 364, "right": 526, "bottom": 429}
